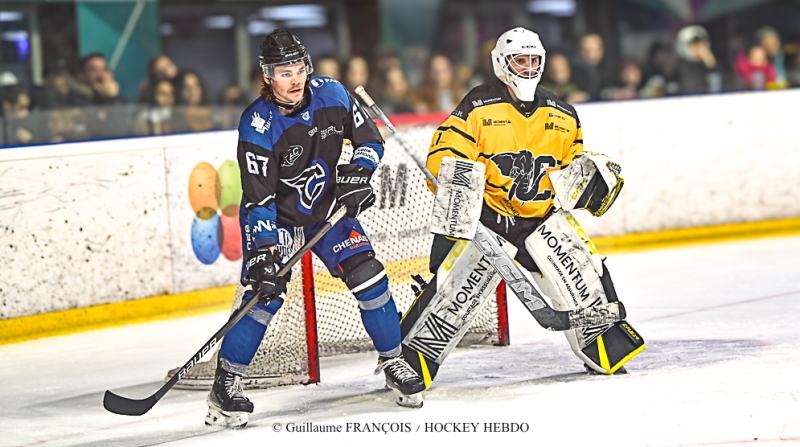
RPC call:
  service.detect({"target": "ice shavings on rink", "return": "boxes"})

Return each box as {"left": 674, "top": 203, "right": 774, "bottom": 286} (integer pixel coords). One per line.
{"left": 2, "top": 235, "right": 800, "bottom": 446}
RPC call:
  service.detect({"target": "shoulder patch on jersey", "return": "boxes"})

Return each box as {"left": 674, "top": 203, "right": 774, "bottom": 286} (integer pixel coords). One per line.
{"left": 309, "top": 76, "right": 350, "bottom": 110}
{"left": 456, "top": 80, "right": 510, "bottom": 117}
{"left": 251, "top": 110, "right": 271, "bottom": 134}
{"left": 239, "top": 98, "right": 275, "bottom": 150}
{"left": 537, "top": 86, "right": 577, "bottom": 118}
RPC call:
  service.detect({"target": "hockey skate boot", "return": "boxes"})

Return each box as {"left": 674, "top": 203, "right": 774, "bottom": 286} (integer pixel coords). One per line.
{"left": 375, "top": 356, "right": 425, "bottom": 408}
{"left": 205, "top": 367, "right": 253, "bottom": 429}
{"left": 584, "top": 363, "right": 628, "bottom": 375}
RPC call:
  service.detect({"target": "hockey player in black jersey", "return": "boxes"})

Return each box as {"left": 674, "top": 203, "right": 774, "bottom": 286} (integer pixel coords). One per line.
{"left": 205, "top": 30, "right": 424, "bottom": 428}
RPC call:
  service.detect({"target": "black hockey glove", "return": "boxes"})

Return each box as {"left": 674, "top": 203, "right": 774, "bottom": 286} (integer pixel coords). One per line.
{"left": 244, "top": 247, "right": 287, "bottom": 303}
{"left": 335, "top": 163, "right": 375, "bottom": 218}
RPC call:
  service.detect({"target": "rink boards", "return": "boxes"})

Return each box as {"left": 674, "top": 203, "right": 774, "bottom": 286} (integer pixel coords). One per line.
{"left": 1, "top": 89, "right": 799, "bottom": 325}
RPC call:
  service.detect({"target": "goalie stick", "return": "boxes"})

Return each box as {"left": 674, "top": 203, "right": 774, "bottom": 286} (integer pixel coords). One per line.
{"left": 103, "top": 206, "right": 348, "bottom": 416}
{"left": 353, "top": 86, "right": 624, "bottom": 331}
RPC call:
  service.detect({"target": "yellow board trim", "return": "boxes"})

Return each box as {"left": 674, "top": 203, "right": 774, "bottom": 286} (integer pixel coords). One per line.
{"left": 593, "top": 217, "right": 800, "bottom": 254}
{"left": 418, "top": 351, "right": 433, "bottom": 389}
{"left": 0, "top": 285, "right": 236, "bottom": 346}
{"left": 2, "top": 217, "right": 800, "bottom": 346}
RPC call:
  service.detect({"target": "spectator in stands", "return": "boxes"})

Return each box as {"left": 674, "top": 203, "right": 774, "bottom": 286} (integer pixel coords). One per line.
{"left": 314, "top": 55, "right": 341, "bottom": 80}
{"left": 733, "top": 44, "right": 777, "bottom": 90}
{"left": 788, "top": 52, "right": 800, "bottom": 87}
{"left": 137, "top": 79, "right": 175, "bottom": 135}
{"left": 172, "top": 70, "right": 213, "bottom": 132}
{"left": 34, "top": 62, "right": 83, "bottom": 109}
{"left": 601, "top": 59, "right": 644, "bottom": 100}
{"left": 139, "top": 55, "right": 178, "bottom": 102}
{"left": 468, "top": 39, "right": 498, "bottom": 90}
{"left": 540, "top": 53, "right": 589, "bottom": 104}
{"left": 76, "top": 53, "right": 126, "bottom": 105}
{"left": 344, "top": 55, "right": 369, "bottom": 93}
{"left": 675, "top": 25, "right": 723, "bottom": 94}
{"left": 377, "top": 66, "right": 416, "bottom": 115}
{"left": 641, "top": 41, "right": 679, "bottom": 98}
{"left": 572, "top": 33, "right": 614, "bottom": 100}
{"left": 756, "top": 27, "right": 787, "bottom": 86}
{"left": 415, "top": 54, "right": 463, "bottom": 112}
{"left": 2, "top": 85, "right": 35, "bottom": 145}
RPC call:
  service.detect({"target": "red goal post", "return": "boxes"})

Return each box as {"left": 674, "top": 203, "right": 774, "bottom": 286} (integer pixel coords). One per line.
{"left": 171, "top": 112, "right": 509, "bottom": 390}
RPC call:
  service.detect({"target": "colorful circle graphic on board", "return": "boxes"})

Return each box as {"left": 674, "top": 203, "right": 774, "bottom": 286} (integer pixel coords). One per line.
{"left": 188, "top": 161, "right": 243, "bottom": 264}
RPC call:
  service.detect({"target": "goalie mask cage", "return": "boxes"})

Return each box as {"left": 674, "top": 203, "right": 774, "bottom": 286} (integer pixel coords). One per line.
{"left": 170, "top": 112, "right": 510, "bottom": 390}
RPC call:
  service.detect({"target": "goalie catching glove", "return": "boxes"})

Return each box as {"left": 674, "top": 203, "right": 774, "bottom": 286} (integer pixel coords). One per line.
{"left": 551, "top": 152, "right": 624, "bottom": 217}
{"left": 336, "top": 163, "right": 376, "bottom": 218}
{"left": 244, "top": 247, "right": 287, "bottom": 303}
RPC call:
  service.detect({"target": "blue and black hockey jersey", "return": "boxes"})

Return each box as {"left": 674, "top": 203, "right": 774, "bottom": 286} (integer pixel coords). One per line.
{"left": 237, "top": 76, "right": 384, "bottom": 248}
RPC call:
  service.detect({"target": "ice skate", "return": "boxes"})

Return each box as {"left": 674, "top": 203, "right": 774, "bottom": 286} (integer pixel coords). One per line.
{"left": 205, "top": 367, "right": 253, "bottom": 429}
{"left": 584, "top": 363, "right": 628, "bottom": 375}
{"left": 376, "top": 357, "right": 425, "bottom": 408}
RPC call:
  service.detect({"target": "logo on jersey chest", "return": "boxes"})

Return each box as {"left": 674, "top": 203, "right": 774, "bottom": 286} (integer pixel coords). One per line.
{"left": 281, "top": 145, "right": 304, "bottom": 167}
{"left": 490, "top": 150, "right": 555, "bottom": 203}
{"left": 281, "top": 159, "right": 330, "bottom": 214}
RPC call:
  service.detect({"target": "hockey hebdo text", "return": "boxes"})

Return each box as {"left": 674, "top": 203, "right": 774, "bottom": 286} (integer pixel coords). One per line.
{"left": 270, "top": 421, "right": 530, "bottom": 433}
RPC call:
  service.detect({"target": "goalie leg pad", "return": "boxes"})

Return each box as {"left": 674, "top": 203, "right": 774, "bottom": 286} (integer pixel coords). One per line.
{"left": 430, "top": 157, "right": 486, "bottom": 240}
{"left": 525, "top": 210, "right": 645, "bottom": 373}
{"left": 402, "top": 230, "right": 517, "bottom": 388}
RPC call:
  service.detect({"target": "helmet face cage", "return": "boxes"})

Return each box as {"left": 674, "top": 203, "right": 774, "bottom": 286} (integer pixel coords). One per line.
{"left": 499, "top": 52, "right": 544, "bottom": 81}
{"left": 260, "top": 55, "right": 314, "bottom": 80}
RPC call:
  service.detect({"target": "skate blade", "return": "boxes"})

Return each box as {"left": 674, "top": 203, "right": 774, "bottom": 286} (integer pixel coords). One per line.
{"left": 391, "top": 389, "right": 424, "bottom": 409}
{"left": 205, "top": 398, "right": 249, "bottom": 429}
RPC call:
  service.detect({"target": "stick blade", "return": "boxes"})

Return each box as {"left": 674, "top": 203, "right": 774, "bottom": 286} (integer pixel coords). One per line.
{"left": 103, "top": 390, "right": 157, "bottom": 416}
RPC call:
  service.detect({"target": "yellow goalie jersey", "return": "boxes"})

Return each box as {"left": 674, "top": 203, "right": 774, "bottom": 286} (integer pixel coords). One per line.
{"left": 427, "top": 80, "right": 584, "bottom": 219}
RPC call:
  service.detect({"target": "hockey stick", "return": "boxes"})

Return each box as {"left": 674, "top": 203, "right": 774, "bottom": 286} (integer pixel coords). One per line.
{"left": 354, "top": 86, "right": 624, "bottom": 331}
{"left": 103, "top": 205, "right": 348, "bottom": 416}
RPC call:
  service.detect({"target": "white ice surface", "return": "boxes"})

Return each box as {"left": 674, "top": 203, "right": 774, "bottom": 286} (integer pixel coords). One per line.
{"left": 3, "top": 236, "right": 800, "bottom": 447}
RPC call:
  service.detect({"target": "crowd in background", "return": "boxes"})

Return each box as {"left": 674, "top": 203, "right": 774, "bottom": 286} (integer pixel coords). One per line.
{"left": 1, "top": 23, "right": 797, "bottom": 147}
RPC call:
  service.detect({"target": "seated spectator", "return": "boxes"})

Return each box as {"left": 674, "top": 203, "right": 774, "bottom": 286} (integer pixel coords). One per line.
{"left": 344, "top": 55, "right": 369, "bottom": 92}
{"left": 2, "top": 85, "right": 35, "bottom": 145}
{"left": 415, "top": 54, "right": 463, "bottom": 112}
{"left": 601, "top": 59, "right": 644, "bottom": 100}
{"left": 32, "top": 61, "right": 83, "bottom": 109}
{"left": 734, "top": 45, "right": 778, "bottom": 90}
{"left": 314, "top": 55, "right": 341, "bottom": 80}
{"left": 641, "top": 41, "right": 679, "bottom": 97}
{"left": 136, "top": 79, "right": 175, "bottom": 135}
{"left": 540, "top": 53, "right": 589, "bottom": 104}
{"left": 172, "top": 70, "right": 213, "bottom": 132}
{"left": 756, "top": 27, "right": 787, "bottom": 86}
{"left": 377, "top": 66, "right": 416, "bottom": 115}
{"left": 139, "top": 55, "right": 178, "bottom": 102}
{"left": 572, "top": 33, "right": 615, "bottom": 100}
{"left": 675, "top": 25, "right": 724, "bottom": 94}
{"left": 46, "top": 108, "right": 89, "bottom": 143}
{"left": 788, "top": 51, "right": 800, "bottom": 87}
{"left": 76, "top": 53, "right": 126, "bottom": 105}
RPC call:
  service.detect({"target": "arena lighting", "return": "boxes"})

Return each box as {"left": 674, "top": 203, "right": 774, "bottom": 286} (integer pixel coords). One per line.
{"left": 527, "top": 0, "right": 577, "bottom": 16}
{"left": 205, "top": 15, "right": 235, "bottom": 29}
{"left": 0, "top": 11, "right": 23, "bottom": 22}
{"left": 1, "top": 30, "right": 28, "bottom": 41}
{"left": 259, "top": 5, "right": 326, "bottom": 25}
{"left": 247, "top": 20, "right": 277, "bottom": 36}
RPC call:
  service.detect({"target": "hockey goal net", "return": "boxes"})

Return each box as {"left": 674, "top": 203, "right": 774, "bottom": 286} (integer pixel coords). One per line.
{"left": 172, "top": 112, "right": 509, "bottom": 389}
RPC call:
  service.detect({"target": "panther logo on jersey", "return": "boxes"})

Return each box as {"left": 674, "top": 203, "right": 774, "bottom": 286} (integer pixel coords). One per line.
{"left": 281, "top": 159, "right": 329, "bottom": 214}
{"left": 490, "top": 150, "right": 556, "bottom": 203}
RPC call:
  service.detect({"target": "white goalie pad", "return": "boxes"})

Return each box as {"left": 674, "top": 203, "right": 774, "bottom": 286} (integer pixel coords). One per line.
{"left": 550, "top": 151, "right": 623, "bottom": 217}
{"left": 524, "top": 210, "right": 611, "bottom": 353}
{"left": 430, "top": 157, "right": 486, "bottom": 240}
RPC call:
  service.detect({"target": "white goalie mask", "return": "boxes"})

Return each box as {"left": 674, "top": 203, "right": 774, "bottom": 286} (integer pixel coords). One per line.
{"left": 491, "top": 27, "right": 546, "bottom": 102}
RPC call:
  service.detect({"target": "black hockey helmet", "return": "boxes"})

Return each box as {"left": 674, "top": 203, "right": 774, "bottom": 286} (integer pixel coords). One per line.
{"left": 259, "top": 29, "right": 314, "bottom": 78}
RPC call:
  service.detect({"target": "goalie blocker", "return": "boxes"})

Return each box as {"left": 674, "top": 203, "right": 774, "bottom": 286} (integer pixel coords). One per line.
{"left": 525, "top": 210, "right": 645, "bottom": 374}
